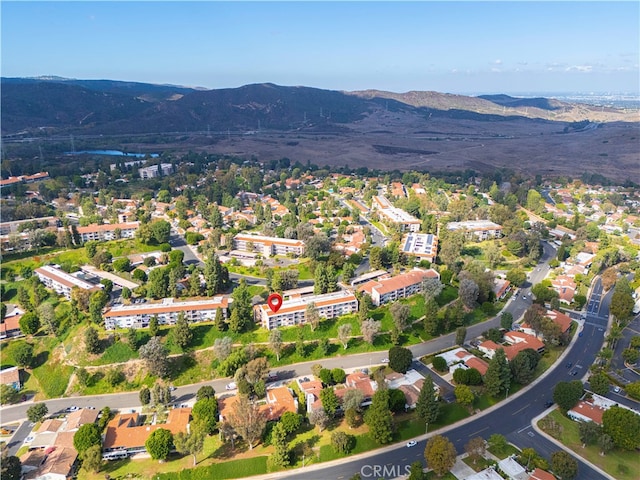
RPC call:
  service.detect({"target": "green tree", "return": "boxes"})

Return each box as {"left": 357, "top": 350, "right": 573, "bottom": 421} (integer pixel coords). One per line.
{"left": 280, "top": 411, "right": 302, "bottom": 435}
{"left": 145, "top": 428, "right": 173, "bottom": 461}
{"left": 609, "top": 276, "right": 634, "bottom": 322}
{"left": 172, "top": 313, "right": 192, "bottom": 350}
{"left": 337, "top": 323, "right": 352, "bottom": 349}
{"left": 455, "top": 327, "right": 467, "bottom": 346}
{"left": 598, "top": 434, "right": 614, "bottom": 455}
{"left": 390, "top": 302, "right": 410, "bottom": 332}
{"left": 510, "top": 348, "right": 540, "bottom": 385}
{"left": 80, "top": 444, "right": 103, "bottom": 473}
{"left": 588, "top": 373, "right": 610, "bottom": 396}
{"left": 553, "top": 381, "right": 584, "bottom": 412}
{"left": 550, "top": 450, "right": 578, "bottom": 479}
{"left": 389, "top": 346, "right": 413, "bottom": 374}
{"left": 364, "top": 390, "right": 393, "bottom": 444}
{"left": 320, "top": 387, "right": 340, "bottom": 417}
{"left": 174, "top": 420, "right": 206, "bottom": 466}
{"left": 139, "top": 386, "right": 151, "bottom": 405}
{"left": 0, "top": 384, "right": 19, "bottom": 405}
{"left": 416, "top": 376, "right": 440, "bottom": 427}
{"left": 19, "top": 312, "right": 40, "bottom": 335}
{"left": 192, "top": 397, "right": 219, "bottom": 435}
{"left": 424, "top": 434, "right": 456, "bottom": 477}
{"left": 331, "top": 368, "right": 346, "bottom": 384}
{"left": 407, "top": 461, "right": 425, "bottom": 480}
{"left": 73, "top": 423, "right": 102, "bottom": 456}
{"left": 500, "top": 311, "right": 514, "bottom": 330}
{"left": 227, "top": 395, "right": 268, "bottom": 450}
{"left": 485, "top": 348, "right": 511, "bottom": 397}
{"left": 578, "top": 421, "right": 602, "bottom": 446}
{"left": 13, "top": 342, "right": 34, "bottom": 368}
{"left": 269, "top": 422, "right": 290, "bottom": 468}
{"left": 269, "top": 329, "right": 283, "bottom": 361}
{"left": 139, "top": 336, "right": 169, "bottom": 378}
{"left": 84, "top": 326, "right": 100, "bottom": 354}
{"left": 196, "top": 385, "right": 216, "bottom": 401}
{"left": 331, "top": 430, "right": 354, "bottom": 454}
{"left": 602, "top": 406, "right": 640, "bottom": 450}
{"left": 622, "top": 348, "right": 639, "bottom": 364}
{"left": 454, "top": 384, "right": 474, "bottom": 409}
{"left": 506, "top": 268, "right": 527, "bottom": 287}
{"left": 0, "top": 454, "right": 22, "bottom": 480}
{"left": 432, "top": 356, "right": 447, "bottom": 372}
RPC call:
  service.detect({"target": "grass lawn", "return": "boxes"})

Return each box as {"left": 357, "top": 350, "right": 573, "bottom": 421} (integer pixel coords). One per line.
{"left": 463, "top": 455, "right": 494, "bottom": 472}
{"left": 538, "top": 410, "right": 639, "bottom": 480}
{"left": 488, "top": 443, "right": 520, "bottom": 459}
{"left": 154, "top": 456, "right": 268, "bottom": 480}
{"left": 425, "top": 472, "right": 457, "bottom": 479}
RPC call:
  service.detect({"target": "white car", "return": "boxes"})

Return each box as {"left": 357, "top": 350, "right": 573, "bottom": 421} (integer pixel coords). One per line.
{"left": 613, "top": 386, "right": 621, "bottom": 393}
{"left": 225, "top": 382, "right": 237, "bottom": 390}
{"left": 406, "top": 440, "right": 417, "bottom": 448}
{"left": 381, "top": 358, "right": 389, "bottom": 364}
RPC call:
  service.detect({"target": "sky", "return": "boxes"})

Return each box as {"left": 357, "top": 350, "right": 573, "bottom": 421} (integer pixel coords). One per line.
{"left": 2, "top": 1, "right": 639, "bottom": 95}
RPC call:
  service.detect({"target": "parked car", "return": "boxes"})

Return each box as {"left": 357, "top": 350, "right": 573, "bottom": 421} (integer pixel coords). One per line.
{"left": 565, "top": 362, "right": 572, "bottom": 369}
{"left": 225, "top": 382, "right": 237, "bottom": 390}
{"left": 406, "top": 440, "right": 417, "bottom": 448}
{"left": 544, "top": 400, "right": 554, "bottom": 408}
{"left": 613, "top": 386, "right": 621, "bottom": 393}
{"left": 381, "top": 358, "right": 389, "bottom": 364}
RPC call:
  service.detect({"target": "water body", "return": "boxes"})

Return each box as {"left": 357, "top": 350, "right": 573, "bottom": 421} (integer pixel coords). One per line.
{"left": 66, "top": 150, "right": 159, "bottom": 158}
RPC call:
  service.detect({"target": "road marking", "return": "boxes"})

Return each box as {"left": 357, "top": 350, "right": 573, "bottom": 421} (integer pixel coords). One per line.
{"left": 468, "top": 427, "right": 489, "bottom": 437}
{"left": 511, "top": 404, "right": 530, "bottom": 416}
{"left": 517, "top": 425, "right": 531, "bottom": 434}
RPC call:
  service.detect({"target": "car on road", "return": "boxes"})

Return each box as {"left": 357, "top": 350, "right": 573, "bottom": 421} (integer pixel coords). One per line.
{"left": 570, "top": 370, "right": 578, "bottom": 376}
{"left": 565, "top": 362, "right": 572, "bottom": 369}
{"left": 406, "top": 441, "right": 417, "bottom": 448}
{"left": 613, "top": 386, "right": 621, "bottom": 393}
{"left": 225, "top": 382, "right": 237, "bottom": 390}
{"left": 544, "top": 400, "right": 554, "bottom": 408}
{"left": 381, "top": 358, "right": 389, "bottom": 364}
{"left": 522, "top": 296, "right": 527, "bottom": 300}
{"left": 67, "top": 406, "right": 79, "bottom": 412}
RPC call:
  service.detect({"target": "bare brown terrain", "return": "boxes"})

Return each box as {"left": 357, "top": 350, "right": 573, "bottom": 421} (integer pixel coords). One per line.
{"left": 130, "top": 105, "right": 640, "bottom": 182}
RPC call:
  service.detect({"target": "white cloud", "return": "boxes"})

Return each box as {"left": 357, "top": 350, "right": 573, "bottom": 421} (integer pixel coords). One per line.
{"left": 565, "top": 65, "right": 593, "bottom": 72}
{"left": 491, "top": 59, "right": 502, "bottom": 65}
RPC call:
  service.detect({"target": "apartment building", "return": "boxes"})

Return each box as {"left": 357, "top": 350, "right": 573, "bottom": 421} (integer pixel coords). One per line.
{"left": 446, "top": 220, "right": 503, "bottom": 240}
{"left": 233, "top": 233, "right": 305, "bottom": 257}
{"left": 255, "top": 290, "right": 358, "bottom": 330}
{"left": 35, "top": 265, "right": 102, "bottom": 300}
{"left": 138, "top": 163, "right": 173, "bottom": 179}
{"left": 103, "top": 297, "right": 230, "bottom": 330}
{"left": 357, "top": 268, "right": 440, "bottom": 306}
{"left": 76, "top": 222, "right": 139, "bottom": 243}
{"left": 372, "top": 195, "right": 421, "bottom": 232}
{"left": 400, "top": 232, "right": 439, "bottom": 262}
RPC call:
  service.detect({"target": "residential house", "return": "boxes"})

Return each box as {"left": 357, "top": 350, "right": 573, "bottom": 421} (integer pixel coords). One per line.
{"left": 520, "top": 310, "right": 572, "bottom": 339}
{"left": 551, "top": 275, "right": 577, "bottom": 304}
{"left": 0, "top": 309, "right": 23, "bottom": 339}
{"left": 21, "top": 447, "right": 78, "bottom": 480}
{"left": 357, "top": 268, "right": 440, "bottom": 306}
{"left": 0, "top": 366, "right": 22, "bottom": 390}
{"left": 255, "top": 290, "right": 358, "bottom": 330}
{"left": 103, "top": 296, "right": 230, "bottom": 330}
{"left": 334, "top": 371, "right": 377, "bottom": 408}
{"left": 298, "top": 379, "right": 324, "bottom": 413}
{"left": 528, "top": 468, "right": 556, "bottom": 480}
{"left": 103, "top": 408, "right": 191, "bottom": 454}
{"left": 493, "top": 278, "right": 511, "bottom": 300}
{"left": 479, "top": 331, "right": 545, "bottom": 361}
{"left": 498, "top": 456, "right": 529, "bottom": 480}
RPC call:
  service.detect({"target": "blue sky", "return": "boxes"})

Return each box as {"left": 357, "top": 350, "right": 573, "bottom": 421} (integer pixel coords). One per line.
{"left": 2, "top": 1, "right": 638, "bottom": 94}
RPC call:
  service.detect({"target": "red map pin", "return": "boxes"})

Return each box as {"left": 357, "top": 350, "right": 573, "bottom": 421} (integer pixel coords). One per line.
{"left": 267, "top": 293, "right": 283, "bottom": 313}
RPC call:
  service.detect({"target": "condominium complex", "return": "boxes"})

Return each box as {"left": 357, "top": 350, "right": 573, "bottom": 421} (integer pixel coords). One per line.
{"left": 138, "top": 163, "right": 174, "bottom": 179}
{"left": 400, "top": 232, "right": 439, "bottom": 262}
{"left": 103, "top": 297, "right": 230, "bottom": 330}
{"left": 357, "top": 268, "right": 440, "bottom": 306}
{"left": 76, "top": 222, "right": 139, "bottom": 243}
{"left": 233, "top": 233, "right": 305, "bottom": 257}
{"left": 255, "top": 290, "right": 358, "bottom": 330}
{"left": 35, "top": 265, "right": 102, "bottom": 300}
{"left": 446, "top": 220, "right": 503, "bottom": 240}
{"left": 372, "top": 195, "right": 421, "bottom": 232}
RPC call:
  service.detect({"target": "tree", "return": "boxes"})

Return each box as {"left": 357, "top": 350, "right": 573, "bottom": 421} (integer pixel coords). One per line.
{"left": 361, "top": 318, "right": 381, "bottom": 344}
{"left": 622, "top": 348, "right": 639, "bottom": 365}
{"left": 506, "top": 268, "right": 527, "bottom": 287}
{"left": 416, "top": 376, "right": 440, "bottom": 426}
{"left": 145, "top": 428, "right": 173, "bottom": 461}
{"left": 588, "top": 373, "right": 610, "bottom": 396}
{"left": 196, "top": 385, "right": 216, "bottom": 401}
{"left": 73, "top": 423, "right": 102, "bottom": 456}
{"left": 172, "top": 313, "right": 192, "bottom": 350}
{"left": 139, "top": 336, "right": 169, "bottom": 378}
{"left": 331, "top": 431, "right": 354, "bottom": 454}
{"left": 609, "top": 277, "right": 634, "bottom": 322}
{"left": 423, "top": 297, "right": 440, "bottom": 336}
{"left": 331, "top": 368, "right": 346, "bottom": 384}
{"left": 192, "top": 397, "right": 219, "bottom": 435}
{"left": 422, "top": 278, "right": 444, "bottom": 301}
{"left": 510, "top": 348, "right": 540, "bottom": 385}
{"left": 390, "top": 302, "right": 410, "bottom": 331}
{"left": 459, "top": 278, "right": 479, "bottom": 309}
{"left": 306, "top": 302, "right": 321, "bottom": 331}
{"left": 19, "top": 312, "right": 40, "bottom": 335}
{"left": 364, "top": 390, "right": 394, "bottom": 444}
{"left": 424, "top": 434, "right": 456, "bottom": 477}
{"left": 465, "top": 436, "right": 486, "bottom": 465}
{"left": 227, "top": 395, "right": 267, "bottom": 449}
{"left": 407, "top": 461, "right": 425, "bottom": 480}
{"left": 0, "top": 384, "right": 19, "bottom": 405}
{"left": 388, "top": 388, "right": 407, "bottom": 412}
{"left": 500, "top": 311, "right": 514, "bottom": 330}
{"left": 112, "top": 257, "right": 132, "bottom": 273}
{"left": 598, "top": 433, "right": 614, "bottom": 455}
{"left": 1, "top": 454, "right": 22, "bottom": 480}
{"left": 213, "top": 336, "right": 233, "bottom": 362}
{"left": 149, "top": 220, "right": 171, "bottom": 244}
{"left": 342, "top": 389, "right": 365, "bottom": 413}
{"left": 13, "top": 341, "right": 34, "bottom": 368}
{"left": 26, "top": 402, "right": 48, "bottom": 423}
{"left": 280, "top": 411, "right": 302, "bottom": 435}
{"left": 309, "top": 408, "right": 329, "bottom": 432}
{"left": 553, "top": 381, "right": 584, "bottom": 412}
{"left": 320, "top": 387, "right": 340, "bottom": 417}
{"left": 84, "top": 326, "right": 100, "bottom": 354}
{"left": 432, "top": 356, "right": 448, "bottom": 372}
{"left": 389, "top": 346, "right": 412, "bottom": 374}
{"left": 269, "top": 329, "right": 284, "bottom": 361}
{"left": 485, "top": 348, "right": 511, "bottom": 397}
{"left": 37, "top": 302, "right": 57, "bottom": 335}
{"left": 602, "top": 406, "right": 640, "bottom": 450}
{"left": 139, "top": 386, "right": 151, "bottom": 405}
{"left": 455, "top": 384, "right": 475, "bottom": 409}
{"left": 455, "top": 327, "right": 467, "bottom": 346}
{"left": 269, "top": 422, "right": 290, "bottom": 468}
{"left": 578, "top": 421, "right": 602, "bottom": 446}
{"left": 488, "top": 433, "right": 508, "bottom": 452}
{"left": 551, "top": 450, "right": 578, "bottom": 479}
{"left": 337, "top": 323, "right": 352, "bottom": 349}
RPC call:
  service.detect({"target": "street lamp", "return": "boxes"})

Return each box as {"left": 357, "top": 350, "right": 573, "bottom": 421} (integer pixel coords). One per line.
{"left": 425, "top": 422, "right": 429, "bottom": 434}
{"left": 505, "top": 386, "right": 510, "bottom": 400}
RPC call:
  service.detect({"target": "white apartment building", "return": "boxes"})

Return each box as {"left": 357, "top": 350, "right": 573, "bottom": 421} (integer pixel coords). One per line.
{"left": 372, "top": 196, "right": 421, "bottom": 232}
{"left": 233, "top": 233, "right": 305, "bottom": 257}
{"left": 255, "top": 290, "right": 358, "bottom": 330}
{"left": 357, "top": 268, "right": 440, "bottom": 306}
{"left": 103, "top": 297, "right": 230, "bottom": 330}
{"left": 446, "top": 220, "right": 503, "bottom": 240}
{"left": 76, "top": 222, "right": 139, "bottom": 243}
{"left": 401, "top": 233, "right": 439, "bottom": 262}
{"left": 138, "top": 163, "right": 174, "bottom": 179}
{"left": 35, "top": 265, "right": 102, "bottom": 300}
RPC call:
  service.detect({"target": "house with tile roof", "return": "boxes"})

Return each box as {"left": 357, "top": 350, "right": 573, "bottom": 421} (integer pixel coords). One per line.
{"left": 357, "top": 268, "right": 440, "bottom": 306}
{"left": 528, "top": 468, "right": 556, "bottom": 480}
{"left": 0, "top": 366, "right": 22, "bottom": 390}
{"left": 21, "top": 446, "right": 78, "bottom": 480}
{"left": 550, "top": 275, "right": 577, "bottom": 304}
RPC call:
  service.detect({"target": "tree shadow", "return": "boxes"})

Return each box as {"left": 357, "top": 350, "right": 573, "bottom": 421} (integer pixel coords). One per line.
{"left": 32, "top": 350, "right": 49, "bottom": 368}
